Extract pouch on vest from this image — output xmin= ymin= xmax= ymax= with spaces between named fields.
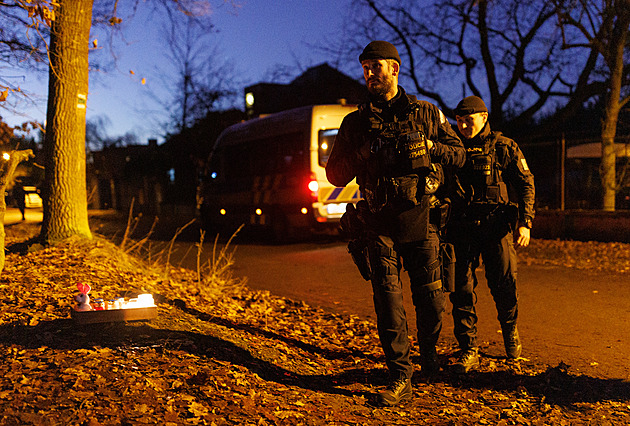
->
xmin=390 ymin=196 xmax=430 ymax=243
xmin=485 ymin=181 xmax=509 ymax=204
xmin=470 ymin=151 xmax=493 ymax=186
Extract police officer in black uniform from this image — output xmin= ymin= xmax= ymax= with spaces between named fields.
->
xmin=447 ymin=96 xmax=535 ymax=374
xmin=326 ymin=41 xmax=465 ymax=406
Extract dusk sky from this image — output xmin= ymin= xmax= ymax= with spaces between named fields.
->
xmin=4 ymin=0 xmax=357 ymax=143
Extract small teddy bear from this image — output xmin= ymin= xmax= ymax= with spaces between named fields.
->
xmin=74 ymin=282 xmax=94 ymax=311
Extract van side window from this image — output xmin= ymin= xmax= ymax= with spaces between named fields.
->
xmin=318 ymin=129 xmax=338 ymax=167
xmin=220 ymin=131 xmax=307 ymax=192
xmin=277 ymin=131 xmax=307 ymax=173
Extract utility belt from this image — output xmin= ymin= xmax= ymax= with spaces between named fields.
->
xmin=363 ymin=175 xmax=421 ymax=214
xmin=364 ymin=164 xmax=443 ymax=215
xmin=463 ymin=202 xmax=518 ymax=227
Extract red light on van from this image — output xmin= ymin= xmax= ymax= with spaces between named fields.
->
xmin=308 ymin=180 xmax=319 ymax=198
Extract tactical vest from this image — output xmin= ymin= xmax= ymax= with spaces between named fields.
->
xmin=358 ymin=101 xmax=436 ymax=214
xmin=465 ymin=137 xmax=509 ymax=206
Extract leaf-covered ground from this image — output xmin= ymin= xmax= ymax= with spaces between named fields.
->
xmin=0 ymin=217 xmax=628 ymax=425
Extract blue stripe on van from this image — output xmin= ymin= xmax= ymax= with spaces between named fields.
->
xmin=327 ymin=187 xmax=343 ymax=201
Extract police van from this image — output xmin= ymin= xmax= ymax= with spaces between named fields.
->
xmin=197 ymin=103 xmax=360 ymax=240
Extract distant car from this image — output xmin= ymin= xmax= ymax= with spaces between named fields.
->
xmin=22 ymin=186 xmax=42 ymax=208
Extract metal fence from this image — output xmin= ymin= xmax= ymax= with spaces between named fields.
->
xmin=520 ymin=135 xmax=630 ymax=211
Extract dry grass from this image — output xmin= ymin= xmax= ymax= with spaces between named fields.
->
xmin=195 ymin=224 xmax=247 ymax=297
xmin=88 ymin=208 xmax=247 ymax=305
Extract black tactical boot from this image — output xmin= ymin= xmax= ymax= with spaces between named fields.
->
xmin=502 ymin=324 xmax=522 ymax=359
xmin=376 ymin=376 xmax=412 ymax=406
xmin=419 ymin=347 xmax=440 ymax=378
xmin=452 ymin=348 xmax=480 ymax=374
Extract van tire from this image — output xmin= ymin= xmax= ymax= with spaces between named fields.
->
xmin=270 ymin=213 xmax=291 ymax=244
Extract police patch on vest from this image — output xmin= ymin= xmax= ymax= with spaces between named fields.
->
xmin=521 ymin=158 xmax=529 ymax=171
xmin=406 ymin=142 xmax=426 ymax=159
xmin=399 ymin=131 xmax=430 ymax=170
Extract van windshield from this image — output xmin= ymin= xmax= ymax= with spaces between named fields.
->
xmin=318 ymin=129 xmax=338 ymax=167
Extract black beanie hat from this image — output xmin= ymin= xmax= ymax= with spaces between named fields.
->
xmin=359 ymin=40 xmax=401 ymax=64
xmin=454 ymin=96 xmax=488 ymax=116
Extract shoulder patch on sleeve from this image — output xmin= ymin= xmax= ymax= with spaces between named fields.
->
xmin=521 ymin=158 xmax=529 ymax=171
xmin=438 ymin=109 xmax=446 ymax=124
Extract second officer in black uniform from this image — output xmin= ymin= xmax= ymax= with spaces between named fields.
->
xmin=448 ymin=96 xmax=535 ymax=373
xmin=326 ymin=41 xmax=465 ymax=406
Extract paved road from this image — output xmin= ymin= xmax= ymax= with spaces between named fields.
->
xmin=194 ymin=239 xmax=630 ymax=381
xmin=3 ymin=207 xmax=43 ymax=226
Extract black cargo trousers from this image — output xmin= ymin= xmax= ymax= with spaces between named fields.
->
xmin=367 ymin=224 xmax=445 ymax=380
xmin=447 ymin=213 xmax=519 ymax=351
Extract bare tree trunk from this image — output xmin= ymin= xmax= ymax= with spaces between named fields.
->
xmin=601 ymin=132 xmax=617 ymax=211
xmin=41 ymin=0 xmax=94 ymax=244
xmin=601 ymin=90 xmax=621 ymax=211
xmin=0 ymin=150 xmax=34 ymax=274
xmin=599 ymin=0 xmax=629 ymax=212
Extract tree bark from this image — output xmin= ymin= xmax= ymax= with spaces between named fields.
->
xmin=600 ymin=0 xmax=630 ymax=211
xmin=601 ymin=82 xmax=621 ymax=211
xmin=601 ymin=132 xmax=617 ymax=211
xmin=41 ymin=0 xmax=94 ymax=244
